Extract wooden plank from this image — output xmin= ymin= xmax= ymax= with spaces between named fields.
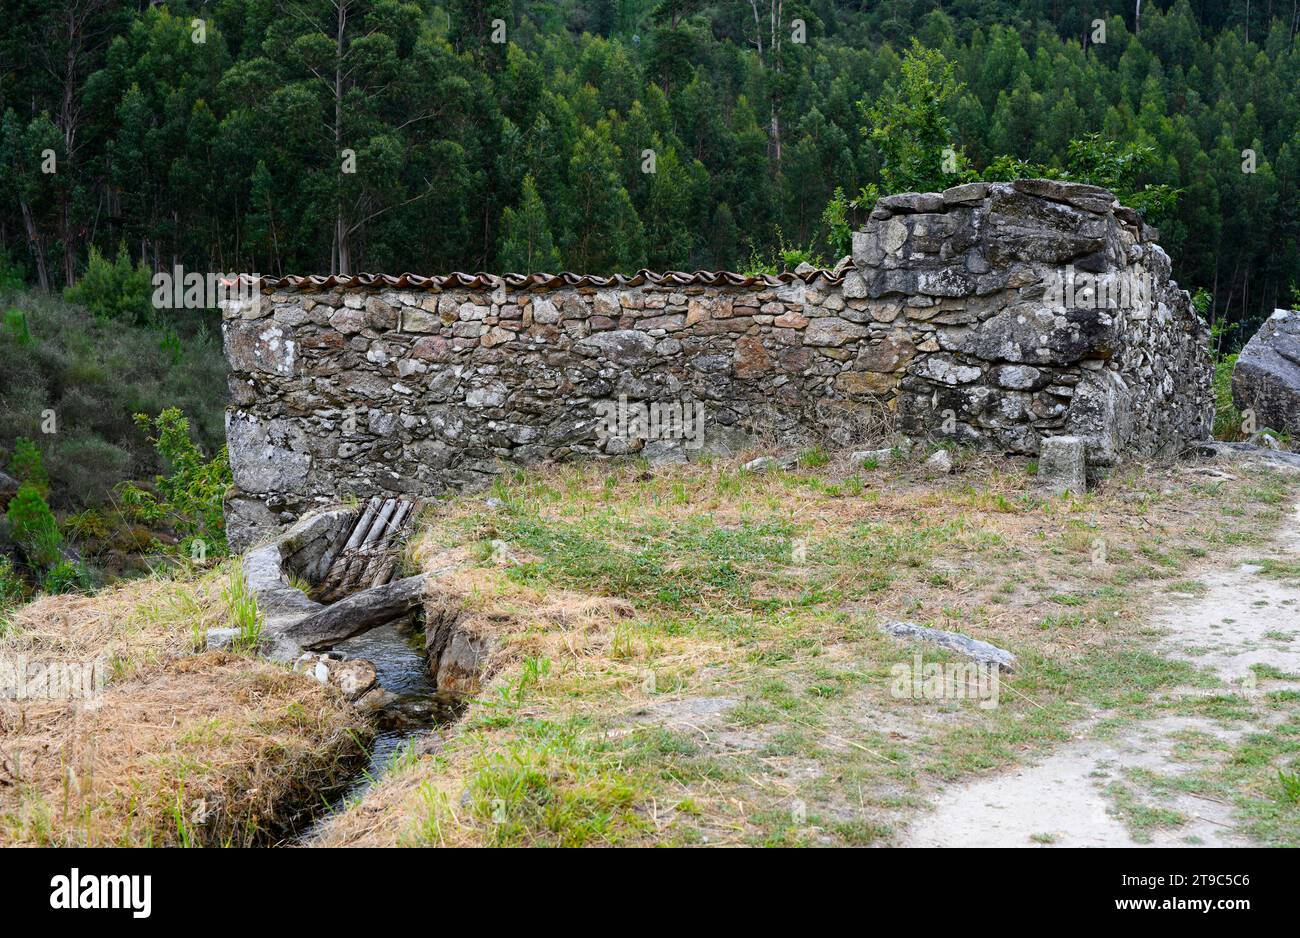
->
xmin=315 ymin=498 xmax=380 ymax=601
xmin=366 ymin=500 xmax=415 ymax=589
xmin=316 ymin=496 xmax=421 ymax=603
xmin=337 ymin=497 xmax=399 ymax=594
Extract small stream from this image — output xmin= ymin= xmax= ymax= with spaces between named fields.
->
xmin=293 ymin=616 xmax=463 ymax=844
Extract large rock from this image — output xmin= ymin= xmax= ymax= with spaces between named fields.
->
xmin=0 ymin=471 xmax=17 ymax=511
xmin=287 ymin=574 xmax=430 ymax=650
xmin=226 ymin=411 xmax=313 ymax=495
xmin=1232 ymin=309 xmax=1300 ymax=434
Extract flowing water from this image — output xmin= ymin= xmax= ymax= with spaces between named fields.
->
xmin=292 ymin=616 xmax=463 ymax=843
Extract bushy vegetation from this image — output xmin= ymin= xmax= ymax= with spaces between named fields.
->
xmin=3 ymin=443 xmax=92 ymax=594
xmin=0 ymin=285 xmax=228 ymax=596
xmin=0 ymin=554 xmax=27 ymax=614
xmin=1212 ymin=352 xmax=1244 ymax=441
xmin=120 ymin=408 xmax=233 ymax=555
xmin=0 ymin=290 xmax=226 ymax=509
xmin=62 ymin=244 xmax=154 ymax=325
xmin=8 ymin=438 xmax=49 ymax=496
xmin=6 ymin=484 xmax=62 ymax=570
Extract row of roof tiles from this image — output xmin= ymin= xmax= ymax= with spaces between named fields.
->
xmin=242 ymin=267 xmax=847 ymax=292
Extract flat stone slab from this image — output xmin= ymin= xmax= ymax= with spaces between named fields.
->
xmin=878 ymin=620 xmax=1017 ymax=672
xmin=287 ymin=574 xmax=430 ymax=650
xmin=1202 ymin=442 xmax=1300 ymax=471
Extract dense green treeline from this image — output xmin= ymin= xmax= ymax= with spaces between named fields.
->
xmin=1 ymin=0 xmax=1298 ymax=343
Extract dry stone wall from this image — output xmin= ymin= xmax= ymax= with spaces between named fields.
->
xmin=223 ymin=180 xmax=1213 ymax=550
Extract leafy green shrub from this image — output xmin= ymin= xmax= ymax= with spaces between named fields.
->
xmin=1212 ymin=352 xmax=1244 ymax=441
xmin=1062 ymin=133 xmax=1179 ymax=221
xmin=9 ymin=437 xmax=49 ymax=496
xmin=3 ymin=307 xmax=30 ymax=345
xmin=0 ymin=555 xmax=25 ymax=607
xmin=41 ymin=560 xmax=89 ymax=595
xmin=862 ymin=41 xmax=973 ymax=195
xmin=6 ymin=482 xmax=62 ymax=569
xmin=971 ymin=134 xmax=1179 ymax=222
xmin=63 ymin=243 xmax=153 ymax=326
xmin=122 ymin=408 xmax=232 ymax=552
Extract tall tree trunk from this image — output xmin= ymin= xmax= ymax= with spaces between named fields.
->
xmin=19 ymin=197 xmax=51 ymax=293
xmin=334 ymin=0 xmax=350 ymax=275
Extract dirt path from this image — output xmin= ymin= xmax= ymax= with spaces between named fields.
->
xmin=903 ymin=500 xmax=1300 ymax=848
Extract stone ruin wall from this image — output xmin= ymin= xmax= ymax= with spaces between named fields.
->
xmin=222 ymin=179 xmax=1214 ymax=550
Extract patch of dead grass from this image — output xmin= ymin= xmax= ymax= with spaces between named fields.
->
xmin=0 ymin=567 xmax=369 ymax=846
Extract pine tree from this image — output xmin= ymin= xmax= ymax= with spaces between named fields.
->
xmin=499 ymin=176 xmax=562 ymax=273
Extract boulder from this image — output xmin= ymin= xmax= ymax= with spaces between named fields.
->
xmin=292 ymin=653 xmax=379 ymax=701
xmin=743 ymin=454 xmax=797 ymax=473
xmin=1232 ymin=309 xmax=1300 ymax=434
xmin=330 ymin=658 xmax=379 ymax=700
xmin=433 ymin=630 xmax=492 ymax=695
xmin=205 ymin=627 xmax=241 ymax=651
xmin=0 ymin=471 xmax=17 ymax=511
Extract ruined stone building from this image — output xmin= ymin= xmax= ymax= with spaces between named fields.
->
xmin=222 ymin=180 xmax=1213 ymax=548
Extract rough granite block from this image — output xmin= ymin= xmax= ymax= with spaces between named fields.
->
xmin=1038 ymin=435 xmax=1087 ymax=496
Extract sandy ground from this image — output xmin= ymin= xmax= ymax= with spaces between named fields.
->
xmin=904 ymin=501 xmax=1300 ymax=848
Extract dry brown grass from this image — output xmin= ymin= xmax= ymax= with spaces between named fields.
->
xmin=0 ymin=566 xmax=369 ymax=846
xmin=1 ymin=571 xmax=225 ymax=670
xmin=423 ymin=566 xmax=637 ymax=676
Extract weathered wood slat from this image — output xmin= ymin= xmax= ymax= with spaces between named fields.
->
xmin=316 ymin=496 xmax=420 ymax=603
xmin=316 ymin=497 xmax=382 ymax=601
xmin=336 ymin=497 xmax=399 ymax=595
xmin=366 ymin=500 xmax=415 ymax=589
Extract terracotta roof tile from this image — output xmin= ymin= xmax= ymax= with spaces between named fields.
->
xmin=245 ymin=268 xmax=846 ymax=292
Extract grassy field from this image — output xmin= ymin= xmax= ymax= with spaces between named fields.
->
xmin=313 ymin=449 xmax=1300 ymax=847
